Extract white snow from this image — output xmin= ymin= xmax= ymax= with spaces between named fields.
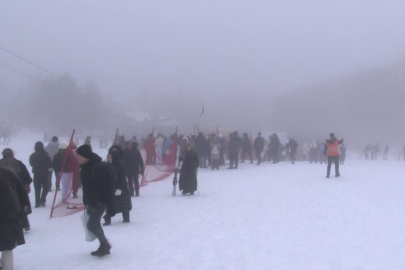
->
xmin=3 ymin=131 xmax=405 ymax=270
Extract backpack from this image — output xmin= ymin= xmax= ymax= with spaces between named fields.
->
xmin=95 ymin=162 xmax=118 ymax=193
xmin=212 ymin=146 xmax=219 ymax=155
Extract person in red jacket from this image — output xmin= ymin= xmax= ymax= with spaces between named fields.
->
xmin=324 ymin=133 xmax=344 ymax=178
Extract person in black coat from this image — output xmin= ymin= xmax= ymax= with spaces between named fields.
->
xmin=123 ymin=141 xmax=144 ymax=197
xmin=29 ymin=142 xmax=52 ymax=208
xmin=0 ymin=166 xmax=30 ymax=270
xmin=76 ymin=144 xmax=115 ymax=257
xmin=241 ymin=133 xmax=253 ymax=164
xmin=253 ymin=132 xmax=265 ymax=165
xmin=179 ymin=143 xmax=199 ymax=195
xmin=269 ymin=133 xmax=280 ymax=163
xmin=103 ymin=146 xmax=132 ymax=225
xmin=0 ymin=148 xmax=32 ymax=231
xmin=228 ymin=132 xmax=242 ymax=169
xmin=285 ymin=138 xmax=299 ymax=164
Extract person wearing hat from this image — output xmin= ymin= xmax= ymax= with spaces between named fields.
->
xmin=45 ymin=136 xmax=59 ymax=191
xmin=29 ymin=142 xmax=52 ymax=208
xmin=75 ymin=144 xmax=115 ymax=257
xmin=324 ymin=133 xmax=344 ymax=178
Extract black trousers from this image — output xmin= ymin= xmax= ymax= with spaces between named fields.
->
xmin=104 ymin=211 xmax=130 ymax=223
xmin=229 ymin=153 xmax=239 ymax=168
xmin=327 ymin=156 xmax=340 ymax=176
xmin=87 ymin=204 xmax=108 ymax=245
xmin=34 ymin=175 xmax=48 ymax=205
xmin=127 ymin=173 xmax=139 ymax=195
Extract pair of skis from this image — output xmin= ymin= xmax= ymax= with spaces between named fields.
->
xmin=172 ymin=145 xmax=182 ymax=196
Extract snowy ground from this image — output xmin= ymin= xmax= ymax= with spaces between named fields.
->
xmin=3 ymin=131 xmax=405 ymax=270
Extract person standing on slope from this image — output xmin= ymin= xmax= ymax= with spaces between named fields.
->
xmin=123 ymin=141 xmax=144 ymax=197
xmin=228 ymin=132 xmax=242 ymax=169
xmin=179 ymin=142 xmax=199 ymax=195
xmin=253 ymin=132 xmax=265 ymax=165
xmin=324 ymin=133 xmax=344 ymax=178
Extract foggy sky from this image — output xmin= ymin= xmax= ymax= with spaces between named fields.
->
xmin=1 ymin=0 xmax=405 ymax=100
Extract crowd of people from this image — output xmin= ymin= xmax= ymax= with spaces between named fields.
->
xmin=0 ymin=130 xmax=347 ymax=268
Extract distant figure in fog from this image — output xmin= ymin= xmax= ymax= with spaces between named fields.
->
xmin=339 ymin=144 xmax=346 ymax=165
xmin=324 ymin=133 xmax=344 ymax=178
xmin=29 ymin=142 xmax=52 ymax=208
xmin=383 ymin=143 xmax=389 ymax=160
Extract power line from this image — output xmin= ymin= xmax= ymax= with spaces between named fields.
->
xmin=0 ymin=46 xmax=148 ymax=120
xmin=0 ymin=46 xmax=61 ymax=78
xmin=0 ymin=62 xmax=44 ymax=83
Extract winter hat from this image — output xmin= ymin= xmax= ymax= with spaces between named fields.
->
xmin=1 ymin=148 xmax=14 ymax=158
xmin=59 ymin=142 xmax=68 ymax=150
xmin=35 ymin=141 xmax=45 ymax=151
xmin=330 ymin=133 xmax=335 ymax=138
xmin=76 ymin=144 xmax=92 ymax=159
xmin=51 ymin=136 xmax=59 ymax=142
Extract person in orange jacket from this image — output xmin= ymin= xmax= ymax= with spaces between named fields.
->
xmin=324 ymin=133 xmax=344 ymax=178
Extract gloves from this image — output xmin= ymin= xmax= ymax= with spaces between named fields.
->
xmin=107 ymin=204 xmax=116 ymax=217
xmin=115 ymin=189 xmax=122 ymax=196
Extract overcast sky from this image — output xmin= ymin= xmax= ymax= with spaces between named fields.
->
xmin=1 ymin=0 xmax=405 ymax=99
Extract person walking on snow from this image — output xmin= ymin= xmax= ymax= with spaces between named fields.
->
xmin=75 ymin=144 xmax=115 ymax=257
xmin=324 ymin=133 xmax=344 ymax=178
xmin=29 ymin=142 xmax=52 ymax=208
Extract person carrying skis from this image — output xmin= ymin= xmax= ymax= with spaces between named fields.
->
xmin=324 ymin=133 xmax=344 ymax=178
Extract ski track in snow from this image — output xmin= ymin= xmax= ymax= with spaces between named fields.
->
xmin=3 ymin=132 xmax=405 ymax=270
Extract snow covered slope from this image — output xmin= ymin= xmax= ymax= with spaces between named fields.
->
xmin=3 ymin=132 xmax=405 ymax=270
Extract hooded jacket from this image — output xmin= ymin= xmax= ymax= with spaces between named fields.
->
xmin=80 ymin=153 xmax=115 ymax=209
xmin=29 ymin=142 xmax=52 ymax=177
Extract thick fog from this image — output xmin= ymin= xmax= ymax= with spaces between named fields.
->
xmin=1 ymin=0 xmax=405 ymax=143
